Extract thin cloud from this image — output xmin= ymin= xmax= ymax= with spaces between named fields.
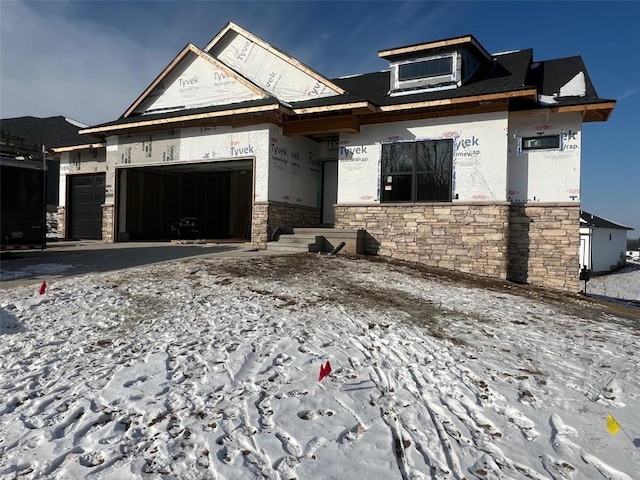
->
xmin=0 ymin=2 xmax=170 ymax=125
xmin=617 ymin=88 xmax=638 ymax=101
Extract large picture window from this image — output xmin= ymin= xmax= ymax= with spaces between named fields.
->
xmin=381 ymin=139 xmax=453 ymax=202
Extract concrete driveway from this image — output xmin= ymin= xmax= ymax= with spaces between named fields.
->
xmin=0 ymin=240 xmax=274 ymax=288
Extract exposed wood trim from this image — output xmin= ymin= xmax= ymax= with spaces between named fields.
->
xmin=196 ymin=50 xmax=268 ymax=98
xmin=123 ymin=44 xmax=195 ymax=119
xmin=283 ymin=116 xmax=360 ymax=136
xmin=510 ymin=101 xmax=616 ymax=122
xmin=378 ymin=89 xmax=537 ymax=112
xmin=204 ymin=22 xmax=345 ymax=95
xmin=203 ymin=22 xmax=235 ymax=53
xmin=80 ymin=104 xmax=289 ymax=135
xmin=291 ymin=102 xmax=378 ymax=115
xmin=123 ymin=44 xmax=268 ymax=119
xmin=379 ymin=35 xmax=492 ymax=61
xmin=51 ymin=143 xmax=106 ymax=153
xmin=361 ymin=102 xmax=508 ymax=126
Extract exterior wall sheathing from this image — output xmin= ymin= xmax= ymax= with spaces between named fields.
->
xmin=335 ymin=203 xmax=510 ymax=280
xmin=251 ymin=201 xmax=321 ymax=249
xmin=508 ymin=204 xmax=580 ymax=292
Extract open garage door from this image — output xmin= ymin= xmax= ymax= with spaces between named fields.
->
xmin=68 ymin=173 xmax=106 ymax=240
xmin=117 ymin=160 xmax=252 ymax=242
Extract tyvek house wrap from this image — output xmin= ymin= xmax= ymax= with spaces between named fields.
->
xmin=214 ymin=31 xmax=340 ymax=103
xmin=134 ymin=54 xmax=264 ymax=116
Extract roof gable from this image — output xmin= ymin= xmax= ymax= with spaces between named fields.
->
xmin=205 ymin=22 xmax=344 ymax=103
xmin=124 ymin=44 xmax=267 ymax=118
xmin=581 ymin=211 xmax=633 ymax=230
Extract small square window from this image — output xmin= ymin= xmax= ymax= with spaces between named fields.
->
xmin=522 ymin=135 xmax=560 ymax=150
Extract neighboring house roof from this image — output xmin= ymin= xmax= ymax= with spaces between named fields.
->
xmin=78 ymin=23 xmax=616 ymax=137
xmin=1 ymin=116 xmax=102 ymax=149
xmin=580 ymin=211 xmax=634 ymax=230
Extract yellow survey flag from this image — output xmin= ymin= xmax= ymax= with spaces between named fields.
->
xmin=606 ymin=414 xmax=621 ymax=435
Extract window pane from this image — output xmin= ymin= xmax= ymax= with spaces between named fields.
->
xmin=398 ymin=57 xmax=453 ymax=81
xmin=417 ymin=139 xmax=453 ymax=172
xmin=382 ymin=143 xmax=414 ymax=173
xmin=382 ymin=174 xmax=412 ymax=202
xmin=417 ymin=173 xmax=451 ymax=201
xmin=522 ymin=135 xmax=560 ymax=150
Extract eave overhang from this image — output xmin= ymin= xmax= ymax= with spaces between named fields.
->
xmin=511 ymin=100 xmax=616 ymax=122
xmin=79 ymin=104 xmax=291 ymax=136
xmin=51 ymin=142 xmax=106 ymax=153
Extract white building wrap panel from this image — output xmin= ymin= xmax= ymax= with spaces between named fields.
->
xmin=268 ymin=126 xmax=321 ymax=207
xmin=507 ymin=112 xmax=582 ymax=203
xmin=134 ymin=54 xmax=263 ymax=115
xmin=215 ymin=32 xmax=339 ymax=102
xmin=337 ymin=112 xmax=509 ymax=203
xmin=179 ymin=126 xmax=270 ymax=202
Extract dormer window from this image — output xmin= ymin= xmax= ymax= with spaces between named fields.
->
xmin=391 ymin=54 xmax=457 ymax=94
xmin=379 ymin=35 xmax=491 ymax=97
xmin=398 ymin=56 xmax=454 ymax=81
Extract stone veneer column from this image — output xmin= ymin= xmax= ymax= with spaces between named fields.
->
xmin=101 ymin=204 xmax=115 ymax=243
xmin=335 ymin=203 xmax=510 ymax=280
xmin=56 ymin=206 xmax=66 ymax=239
xmin=508 ymin=204 xmax=580 ymax=292
xmin=251 ymin=201 xmax=322 ymax=250
xmin=251 ymin=203 xmax=269 ymax=250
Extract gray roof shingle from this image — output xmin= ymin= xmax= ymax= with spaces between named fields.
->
xmin=1 ymin=116 xmax=102 ymax=148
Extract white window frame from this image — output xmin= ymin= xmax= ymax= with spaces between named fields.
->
xmin=390 ymin=52 xmax=458 ymax=92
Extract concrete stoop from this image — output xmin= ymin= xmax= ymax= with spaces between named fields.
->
xmin=266 ymin=228 xmax=365 ymax=254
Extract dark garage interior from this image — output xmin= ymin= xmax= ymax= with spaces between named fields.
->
xmin=117 ymin=160 xmax=253 ymax=241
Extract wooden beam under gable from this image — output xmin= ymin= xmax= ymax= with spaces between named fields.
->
xmin=283 ymin=116 xmax=360 ymax=136
xmin=378 ymin=89 xmax=538 ymax=112
xmin=80 ymin=104 xmax=290 ymax=135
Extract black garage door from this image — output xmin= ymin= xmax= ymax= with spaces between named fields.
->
xmin=69 ymin=173 xmax=105 ymax=239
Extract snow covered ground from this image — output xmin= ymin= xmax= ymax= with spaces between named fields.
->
xmin=1 ymin=254 xmax=639 ymax=479
xmin=585 ymin=262 xmax=640 ymax=302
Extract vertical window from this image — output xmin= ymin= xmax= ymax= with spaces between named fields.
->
xmin=381 ymin=139 xmax=453 ymax=202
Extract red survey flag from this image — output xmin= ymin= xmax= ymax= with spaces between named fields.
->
xmin=318 ymin=360 xmax=332 ymax=381
xmin=38 ymin=280 xmax=47 ymax=295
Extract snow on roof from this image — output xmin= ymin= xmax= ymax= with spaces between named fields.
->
xmin=492 ymin=49 xmax=522 ymax=56
xmin=559 ymin=71 xmax=586 ymax=97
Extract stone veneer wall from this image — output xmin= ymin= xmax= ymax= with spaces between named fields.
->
xmin=335 ymin=203 xmax=510 ymax=280
xmin=508 ymin=204 xmax=580 ymax=292
xmin=251 ymin=201 xmax=321 ymax=249
xmin=57 ymin=206 xmax=66 ymax=239
xmin=102 ymin=204 xmax=115 ymax=243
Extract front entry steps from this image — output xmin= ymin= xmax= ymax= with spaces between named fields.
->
xmin=266 ymin=228 xmax=364 ymax=254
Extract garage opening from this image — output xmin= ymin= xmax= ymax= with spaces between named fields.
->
xmin=68 ymin=173 xmax=106 ymax=240
xmin=117 ymin=160 xmax=253 ymax=242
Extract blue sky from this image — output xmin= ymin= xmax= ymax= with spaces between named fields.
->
xmin=1 ymin=1 xmax=638 ymax=233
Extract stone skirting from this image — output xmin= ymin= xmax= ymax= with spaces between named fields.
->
xmin=508 ymin=204 xmax=580 ymax=292
xmin=335 ymin=203 xmax=510 ymax=280
xmin=251 ymin=201 xmax=321 ymax=249
xmin=102 ymin=204 xmax=115 ymax=243
xmin=57 ymin=206 xmax=66 ymax=239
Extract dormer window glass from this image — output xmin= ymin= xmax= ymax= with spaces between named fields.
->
xmin=398 ymin=56 xmax=453 ymax=81
xmin=391 ymin=52 xmax=457 ymax=94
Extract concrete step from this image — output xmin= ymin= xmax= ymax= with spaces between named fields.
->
xmin=266 ymin=242 xmax=310 ymax=253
